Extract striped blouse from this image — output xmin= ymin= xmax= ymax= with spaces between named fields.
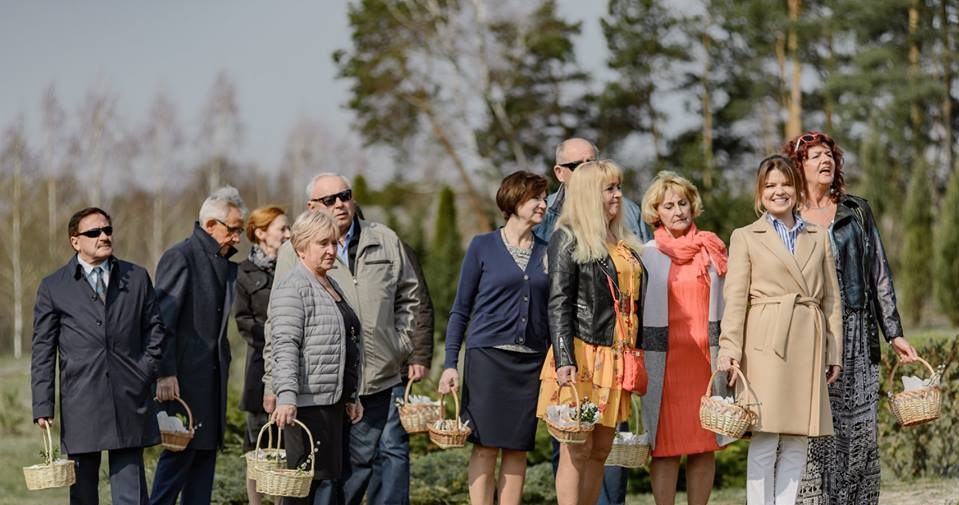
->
xmin=767 ymin=212 xmax=806 ymax=255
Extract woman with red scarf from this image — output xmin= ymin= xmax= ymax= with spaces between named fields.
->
xmin=639 ymin=171 xmax=731 ymax=505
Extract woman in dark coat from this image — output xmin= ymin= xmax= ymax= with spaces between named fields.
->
xmin=234 ymin=205 xmax=290 ymax=505
xmin=784 ymin=131 xmax=919 ymax=505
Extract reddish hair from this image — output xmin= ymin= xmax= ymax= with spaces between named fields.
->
xmin=782 ymin=131 xmax=846 ymax=202
xmin=245 ymin=206 xmax=286 ymax=243
xmin=496 ymin=171 xmax=549 ymax=220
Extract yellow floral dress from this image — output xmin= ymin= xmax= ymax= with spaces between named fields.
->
xmin=537 ymin=241 xmax=642 ymax=428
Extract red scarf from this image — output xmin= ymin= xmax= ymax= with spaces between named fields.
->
xmin=654 ymin=223 xmax=728 ymax=278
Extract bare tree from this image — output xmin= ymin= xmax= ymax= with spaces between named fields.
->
xmin=1 ymin=123 xmax=28 ymax=358
xmin=40 ymin=85 xmax=68 ymax=254
xmin=198 ymin=71 xmax=243 ymax=191
xmin=74 ymin=84 xmax=120 ymax=206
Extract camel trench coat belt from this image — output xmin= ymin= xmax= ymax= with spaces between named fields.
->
xmin=751 ymin=294 xmax=822 ymax=358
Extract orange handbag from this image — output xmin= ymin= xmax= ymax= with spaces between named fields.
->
xmin=606 ymin=275 xmax=648 ymax=396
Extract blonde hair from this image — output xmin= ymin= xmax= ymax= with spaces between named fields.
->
xmin=290 ymin=211 xmax=339 ymax=253
xmin=555 ymin=160 xmax=643 ymax=263
xmin=754 ymin=155 xmax=806 ymax=215
xmin=640 ymin=171 xmax=704 ymax=227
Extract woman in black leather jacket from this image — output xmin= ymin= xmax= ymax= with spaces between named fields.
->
xmin=784 ymin=131 xmax=918 ymax=505
xmin=536 ymin=160 xmax=645 ymax=505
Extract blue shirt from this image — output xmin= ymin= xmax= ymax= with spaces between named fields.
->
xmin=444 ymin=231 xmax=550 ymax=369
xmin=338 ymin=219 xmax=357 ymax=265
xmin=767 ymin=213 xmax=806 ymax=254
xmin=76 ymin=256 xmax=111 ymax=291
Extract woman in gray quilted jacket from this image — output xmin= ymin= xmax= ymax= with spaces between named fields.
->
xmin=270 ymin=210 xmax=363 ymax=505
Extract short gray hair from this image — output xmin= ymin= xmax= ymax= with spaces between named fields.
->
xmin=554 ymin=138 xmax=599 ymax=165
xmin=305 ymin=173 xmax=352 ymax=199
xmin=198 ymin=186 xmax=248 ymax=223
xmin=290 ymin=210 xmax=339 ymax=253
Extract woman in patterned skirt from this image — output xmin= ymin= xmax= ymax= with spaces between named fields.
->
xmin=784 ymin=131 xmax=919 ymax=505
xmin=537 ymin=160 xmax=645 ymax=505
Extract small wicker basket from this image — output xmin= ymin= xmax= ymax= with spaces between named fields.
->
xmin=157 ymin=396 xmax=195 ymax=452
xmin=887 ymin=357 xmax=942 ymax=427
xmin=428 ymin=388 xmax=472 ymax=449
xmin=22 ymin=424 xmax=76 ymax=491
xmin=699 ymin=367 xmax=757 ymax=439
xmin=605 ymin=400 xmax=649 ymax=468
xmin=245 ymin=423 xmax=285 ymax=481
xmin=398 ymin=379 xmax=442 ymax=434
xmin=255 ymin=419 xmax=314 ymax=498
xmin=546 ymin=383 xmax=594 ymax=445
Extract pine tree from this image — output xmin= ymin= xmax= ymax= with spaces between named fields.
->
xmin=935 ymin=166 xmax=959 ymax=325
xmin=425 ymin=186 xmax=464 ymax=345
xmin=899 ymin=160 xmax=933 ymax=325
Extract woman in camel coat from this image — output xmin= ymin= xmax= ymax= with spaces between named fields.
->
xmin=717 ymin=155 xmax=842 ymax=505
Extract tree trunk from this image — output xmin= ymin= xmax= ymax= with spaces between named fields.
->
xmin=909 ymin=0 xmax=922 ymax=158
xmin=11 ymin=138 xmax=23 ymax=359
xmin=786 ymin=0 xmax=802 ymax=138
xmin=150 ymin=193 xmax=164 ymax=274
xmin=943 ymin=0 xmax=955 ymax=174
xmin=702 ymin=31 xmax=714 ymax=190
xmin=47 ymin=177 xmax=57 ymax=257
xmin=824 ymin=28 xmax=835 ymax=131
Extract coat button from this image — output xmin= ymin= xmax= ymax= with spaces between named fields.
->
xmin=523 ymin=296 xmax=528 ymax=302
xmin=96 ymin=320 xmax=103 ymax=326
xmin=523 ymin=275 xmax=529 ymax=280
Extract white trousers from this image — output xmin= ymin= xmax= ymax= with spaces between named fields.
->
xmin=747 ymin=432 xmax=809 ymax=505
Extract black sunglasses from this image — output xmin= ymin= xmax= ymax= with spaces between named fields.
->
xmin=557 ymin=160 xmax=592 ymax=171
xmin=215 ymin=219 xmax=244 ymax=236
xmin=310 ymin=189 xmax=353 ymax=207
xmin=76 ymin=226 xmax=113 ymax=238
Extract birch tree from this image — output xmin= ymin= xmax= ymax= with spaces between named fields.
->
xmin=198 ymin=71 xmax=243 ymax=191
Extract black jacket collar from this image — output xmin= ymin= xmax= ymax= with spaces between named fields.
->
xmin=192 ymin=222 xmax=237 ymax=259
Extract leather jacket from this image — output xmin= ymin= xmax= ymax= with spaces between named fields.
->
xmin=831 ymin=195 xmax=904 ymax=363
xmin=547 ymin=228 xmax=645 ymax=369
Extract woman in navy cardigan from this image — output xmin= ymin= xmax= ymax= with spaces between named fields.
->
xmin=439 ymin=171 xmax=551 ymax=505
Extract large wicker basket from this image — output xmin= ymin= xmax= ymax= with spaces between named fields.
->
xmin=22 ymin=424 xmax=75 ymax=491
xmin=605 ymin=399 xmax=649 ymax=468
xmin=398 ymin=379 xmax=442 ymax=434
xmin=157 ymin=396 xmax=195 ymax=452
xmin=255 ymin=419 xmax=314 ymax=498
xmin=546 ymin=383 xmax=594 ymax=445
xmin=887 ymin=357 xmax=942 ymax=427
xmin=427 ymin=389 xmax=472 ymax=449
xmin=699 ymin=367 xmax=757 ymax=439
xmin=245 ymin=423 xmax=285 ymax=481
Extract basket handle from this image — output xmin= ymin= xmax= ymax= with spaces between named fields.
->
xmin=558 ymin=382 xmax=582 ymax=429
xmin=437 ymin=387 xmax=463 ymax=429
xmin=705 ymin=367 xmax=751 ymax=406
xmin=262 ymin=419 xmax=315 ymax=474
xmin=40 ymin=422 xmax=54 ymax=465
xmin=253 ymin=420 xmax=283 ymax=453
xmin=886 ymin=356 xmax=937 ymax=396
xmin=155 ymin=395 xmax=195 ymax=432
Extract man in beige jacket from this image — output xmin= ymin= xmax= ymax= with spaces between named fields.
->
xmin=264 ymin=173 xmax=427 ymax=505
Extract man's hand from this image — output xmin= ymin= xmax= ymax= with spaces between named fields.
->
xmin=408 ymin=364 xmax=428 ymax=382
xmin=263 ymin=393 xmax=277 ymax=414
xmin=272 ymin=404 xmax=297 ymax=428
xmin=346 ymin=400 xmax=364 ymax=424
xmin=556 ymin=365 xmax=577 ymax=386
xmin=438 ymin=368 xmax=459 ymax=394
xmin=156 ymin=376 xmax=180 ymax=402
xmin=891 ymin=337 xmax=919 ymax=363
xmin=827 ymin=365 xmax=842 ymax=385
xmin=36 ymin=418 xmax=53 ymax=429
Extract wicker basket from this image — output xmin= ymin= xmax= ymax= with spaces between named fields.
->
xmin=255 ymin=419 xmax=314 ymax=498
xmin=398 ymin=379 xmax=442 ymax=434
xmin=157 ymin=396 xmax=195 ymax=452
xmin=427 ymin=388 xmax=472 ymax=449
xmin=245 ymin=423 xmax=285 ymax=481
xmin=22 ymin=424 xmax=76 ymax=491
xmin=699 ymin=367 xmax=757 ymax=439
xmin=887 ymin=357 xmax=942 ymax=427
xmin=545 ymin=383 xmax=594 ymax=445
xmin=605 ymin=400 xmax=650 ymax=468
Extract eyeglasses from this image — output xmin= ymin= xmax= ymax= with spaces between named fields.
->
xmin=557 ymin=159 xmax=593 ymax=171
xmin=215 ymin=219 xmax=244 ymax=236
xmin=310 ymin=189 xmax=353 ymax=207
xmin=794 ymin=132 xmax=824 ymax=151
xmin=76 ymin=226 xmax=113 ymax=238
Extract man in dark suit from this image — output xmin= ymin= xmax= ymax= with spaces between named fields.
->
xmin=32 ymin=207 xmax=165 ymax=505
xmin=149 ymin=186 xmax=246 ymax=505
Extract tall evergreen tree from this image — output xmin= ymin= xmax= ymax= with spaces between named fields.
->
xmin=900 ymin=159 xmax=934 ymax=325
xmin=935 ymin=165 xmax=959 ymax=325
xmin=426 ymin=186 xmax=464 ymax=345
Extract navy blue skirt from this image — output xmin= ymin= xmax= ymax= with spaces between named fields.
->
xmin=461 ymin=347 xmax=545 ymax=451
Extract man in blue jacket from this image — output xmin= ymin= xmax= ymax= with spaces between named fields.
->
xmin=31 ymin=207 xmax=166 ymax=505
xmin=535 ymin=138 xmax=650 ymax=505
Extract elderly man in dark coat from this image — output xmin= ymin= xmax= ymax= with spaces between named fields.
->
xmin=31 ymin=207 xmax=165 ymax=505
xmin=149 ymin=186 xmax=246 ymax=505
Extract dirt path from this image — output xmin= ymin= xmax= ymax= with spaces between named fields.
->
xmin=880 ymin=478 xmax=958 ymax=505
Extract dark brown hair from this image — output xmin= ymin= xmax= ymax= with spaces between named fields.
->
xmin=245 ymin=205 xmax=287 ymax=243
xmin=754 ymin=155 xmax=806 ymax=215
xmin=67 ymin=207 xmax=112 ymax=238
xmin=496 ymin=171 xmax=549 ymax=220
xmin=782 ymin=130 xmax=846 ymax=202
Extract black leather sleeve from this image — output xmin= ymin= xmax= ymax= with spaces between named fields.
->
xmin=548 ymin=228 xmax=578 ymax=370
xmin=862 ymin=201 xmax=905 ymax=341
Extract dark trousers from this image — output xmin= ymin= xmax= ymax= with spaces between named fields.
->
xmin=366 ymin=382 xmax=410 ymax=505
xmin=148 ymin=448 xmax=217 ymax=505
xmin=285 ymin=479 xmax=343 ymax=505
xmin=70 ymin=448 xmax=148 ymax=505
xmin=550 ymin=422 xmax=628 ymax=505
xmin=342 ymin=387 xmax=399 ymax=505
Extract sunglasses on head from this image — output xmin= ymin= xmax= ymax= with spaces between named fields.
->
xmin=76 ymin=226 xmax=113 ymax=238
xmin=557 ymin=159 xmax=592 ymax=171
xmin=311 ymin=189 xmax=353 ymax=207
xmin=794 ymin=132 xmax=824 ymax=151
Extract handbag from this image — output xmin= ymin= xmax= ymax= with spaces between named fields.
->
xmin=606 ymin=274 xmax=648 ymax=396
